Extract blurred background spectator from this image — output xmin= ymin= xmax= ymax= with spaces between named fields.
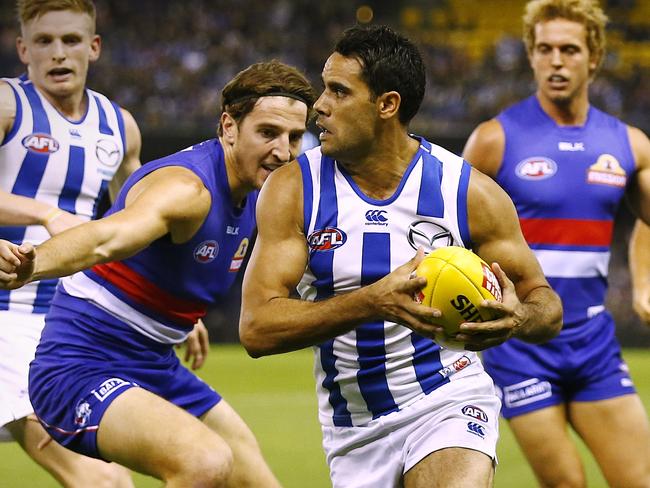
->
xmin=2 ymin=0 xmax=648 ymax=344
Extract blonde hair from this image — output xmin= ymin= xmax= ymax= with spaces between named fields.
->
xmin=17 ymin=0 xmax=96 ymax=31
xmin=523 ymin=0 xmax=608 ymax=71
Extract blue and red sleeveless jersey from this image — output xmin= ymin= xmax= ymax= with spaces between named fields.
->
xmin=57 ymin=139 xmax=257 ymax=343
xmin=496 ymin=96 xmax=635 ymax=328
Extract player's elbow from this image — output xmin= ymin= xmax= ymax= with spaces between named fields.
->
xmin=239 ymin=312 xmax=274 ymax=358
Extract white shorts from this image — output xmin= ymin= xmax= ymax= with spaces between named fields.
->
xmin=0 ymin=310 xmax=46 ymax=438
xmin=322 ymin=372 xmax=500 ymax=488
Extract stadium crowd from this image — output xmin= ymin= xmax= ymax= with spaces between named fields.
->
xmin=1 ymin=0 xmax=649 ymax=137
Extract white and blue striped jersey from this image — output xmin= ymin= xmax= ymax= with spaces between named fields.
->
xmin=297 ymin=137 xmax=486 ymax=427
xmin=0 ymin=75 xmax=125 ymax=313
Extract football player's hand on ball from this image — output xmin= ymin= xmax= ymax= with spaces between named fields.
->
xmin=454 ymin=262 xmax=525 ymax=351
xmin=366 ymin=248 xmax=444 ymax=337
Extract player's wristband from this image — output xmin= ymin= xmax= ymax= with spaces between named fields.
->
xmin=42 ymin=207 xmax=63 ymax=225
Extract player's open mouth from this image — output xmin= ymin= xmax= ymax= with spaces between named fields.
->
xmin=316 ymin=123 xmax=331 ymax=140
xmin=548 ymin=74 xmax=568 ymax=87
xmin=48 ymin=68 xmax=73 ymax=80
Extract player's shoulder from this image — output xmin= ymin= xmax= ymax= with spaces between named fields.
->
xmin=0 ymin=80 xmax=17 ymax=136
xmin=625 ymin=124 xmax=650 ymax=169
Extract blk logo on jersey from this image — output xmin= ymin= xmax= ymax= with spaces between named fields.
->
xmin=515 ymin=157 xmax=557 ymax=180
xmin=194 ymin=240 xmax=219 ymax=263
xmin=587 ymin=153 xmax=626 ymax=187
xmin=407 ymin=221 xmax=453 ymax=251
xmin=365 ymin=209 xmax=388 ymax=226
xmin=96 ymin=139 xmax=122 ymax=167
xmin=308 ymin=227 xmax=347 ymax=251
xmin=462 ymin=405 xmax=489 ymax=422
xmin=22 ymin=133 xmax=59 ymax=154
xmin=558 ymin=141 xmax=584 ymax=151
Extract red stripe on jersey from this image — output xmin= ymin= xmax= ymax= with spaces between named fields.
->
xmin=91 ymin=261 xmax=206 ymax=326
xmin=519 ymin=218 xmax=614 ymax=246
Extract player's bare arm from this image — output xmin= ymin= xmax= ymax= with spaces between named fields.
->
xmin=239 ymin=163 xmax=440 ymax=357
xmin=461 ymin=118 xmax=505 ymax=178
xmin=109 ymin=108 xmax=142 ymax=202
xmin=457 ymin=168 xmax=562 ymax=349
xmin=627 ymin=126 xmax=650 ymax=325
xmin=0 ymin=166 xmax=211 ymax=288
xmin=626 ymin=125 xmax=650 ymax=224
xmin=630 ymin=220 xmax=650 ymax=325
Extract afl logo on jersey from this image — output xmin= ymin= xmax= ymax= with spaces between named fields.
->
xmin=515 ymin=157 xmax=557 ymax=180
xmin=194 ymin=240 xmax=219 ymax=263
xmin=307 ymin=227 xmax=347 ymax=251
xmin=22 ymin=133 xmax=59 ymax=154
xmin=96 ymin=139 xmax=122 ymax=167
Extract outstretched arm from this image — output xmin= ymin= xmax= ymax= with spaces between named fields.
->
xmin=457 ymin=169 xmax=563 ymax=349
xmin=0 ymin=166 xmax=210 ymax=288
xmin=239 ymin=162 xmax=441 ymax=358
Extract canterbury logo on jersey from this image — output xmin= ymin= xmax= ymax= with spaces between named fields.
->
xmin=22 ymin=133 xmax=59 ymax=153
xmin=307 ymin=227 xmax=347 ymax=251
xmin=365 ymin=209 xmax=388 ymax=226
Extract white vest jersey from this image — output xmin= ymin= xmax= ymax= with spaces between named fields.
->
xmin=0 ymin=76 xmax=125 ymax=313
xmin=297 ymin=137 xmax=486 ymax=427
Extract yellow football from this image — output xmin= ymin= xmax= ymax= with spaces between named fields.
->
xmin=415 ymin=246 xmax=503 ymax=350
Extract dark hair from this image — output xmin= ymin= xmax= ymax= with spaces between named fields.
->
xmin=218 ymin=60 xmax=317 ymax=136
xmin=334 ymin=25 xmax=426 ymax=124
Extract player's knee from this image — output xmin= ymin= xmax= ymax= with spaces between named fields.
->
xmin=173 ymin=438 xmax=234 ymax=487
xmin=64 ymin=460 xmax=133 ymax=488
xmin=539 ymin=470 xmax=585 ymax=488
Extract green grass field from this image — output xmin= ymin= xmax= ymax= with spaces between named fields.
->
xmin=2 ymin=346 xmax=649 ymax=487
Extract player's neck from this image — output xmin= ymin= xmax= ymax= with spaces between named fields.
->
xmin=341 ymin=132 xmax=419 ymax=201
xmin=536 ymin=90 xmax=590 ymax=127
xmin=221 ymin=139 xmax=249 ymax=208
xmin=38 ymin=86 xmax=88 ymax=121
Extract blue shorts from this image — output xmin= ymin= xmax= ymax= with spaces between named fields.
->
xmin=482 ymin=311 xmax=635 ymax=419
xmin=28 ymin=293 xmax=221 ymax=459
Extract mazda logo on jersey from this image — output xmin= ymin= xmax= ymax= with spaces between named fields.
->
xmin=96 ymin=139 xmax=122 ymax=167
xmin=515 ymin=157 xmax=557 ymax=180
xmin=307 ymin=227 xmax=347 ymax=251
xmin=407 ymin=221 xmax=454 ymax=251
xmin=22 ymin=133 xmax=59 ymax=154
xmin=194 ymin=240 xmax=219 ymax=263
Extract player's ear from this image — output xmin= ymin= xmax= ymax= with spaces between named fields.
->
xmin=89 ymin=35 xmax=101 ymax=63
xmin=220 ymin=112 xmax=238 ymax=144
xmin=377 ymin=91 xmax=401 ymax=121
xmin=16 ymin=37 xmax=29 ymax=65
